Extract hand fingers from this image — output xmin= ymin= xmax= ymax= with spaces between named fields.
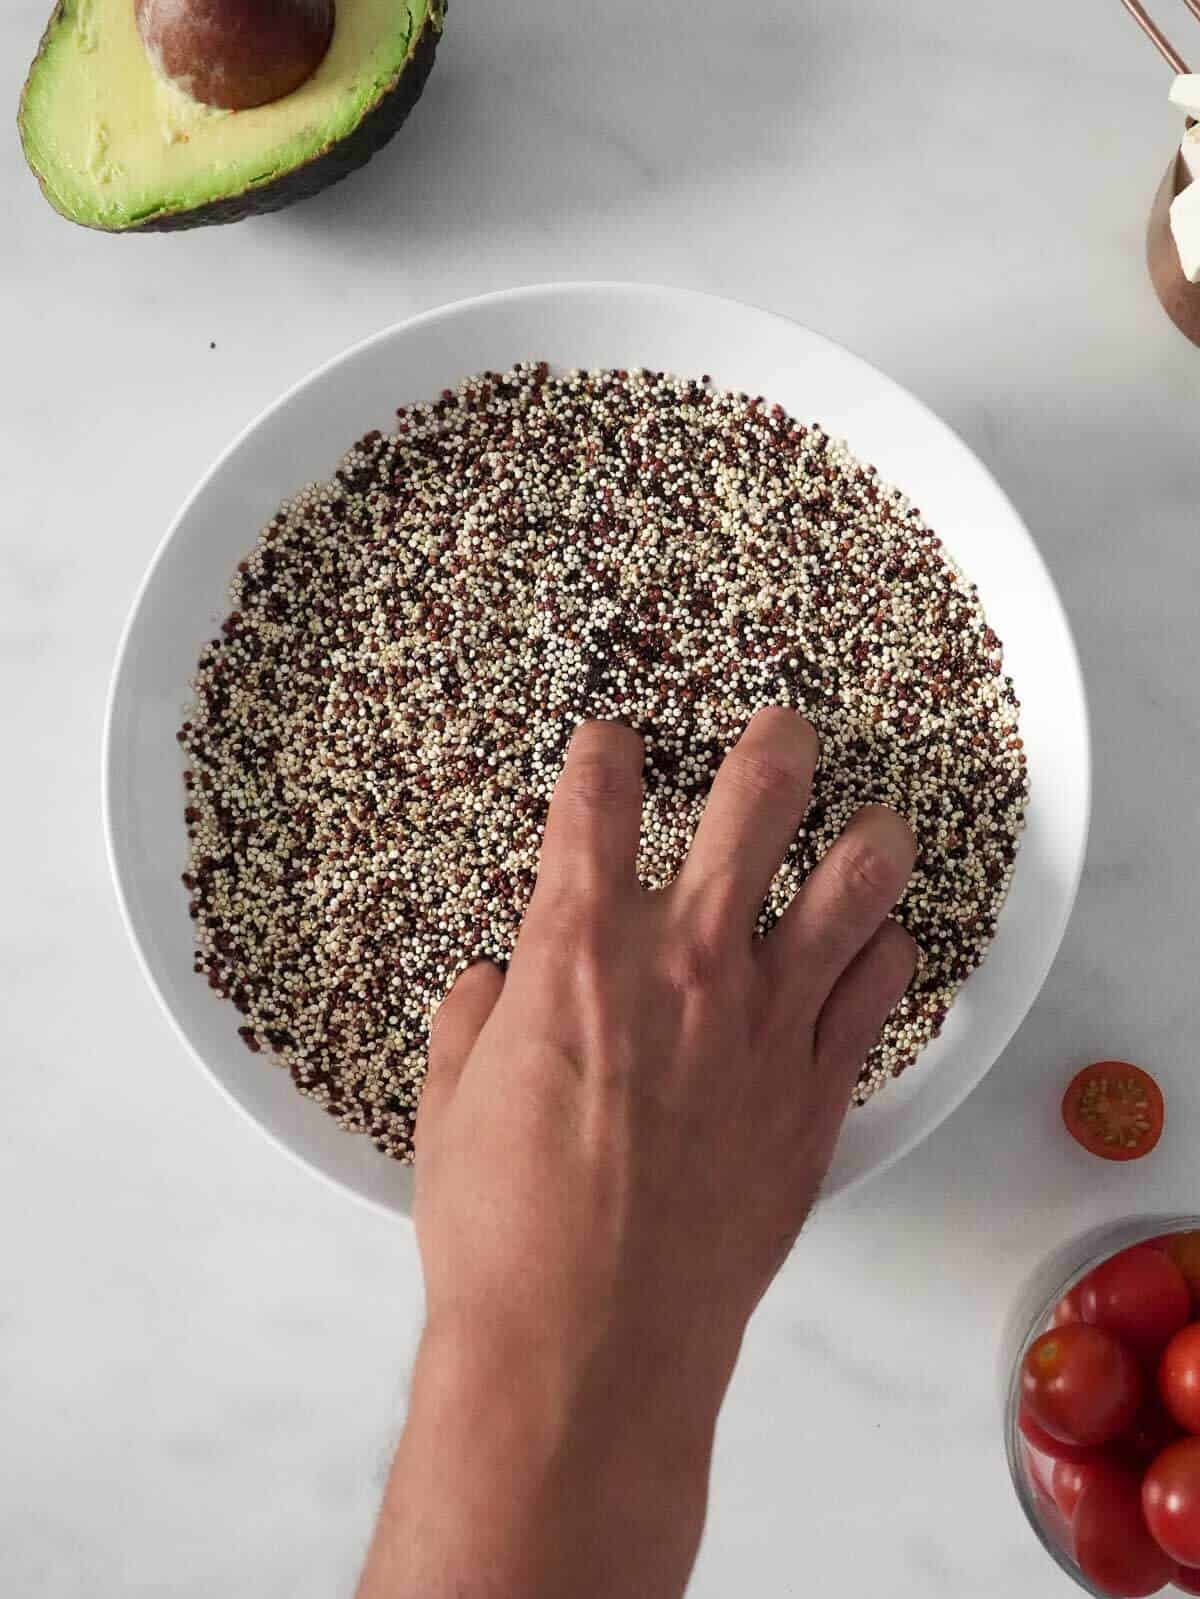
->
xmin=764 ymin=804 xmax=916 ymax=1013
xmin=813 ymin=920 xmax=918 ymax=1087
xmin=670 ymin=707 xmax=819 ymax=937
xmin=532 ymin=720 xmax=645 ymax=903
xmin=416 ymin=961 xmax=505 ymax=1143
xmin=774 ymin=923 xmax=918 ymax=1217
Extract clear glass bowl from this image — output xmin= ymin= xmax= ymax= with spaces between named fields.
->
xmin=1003 ymin=1215 xmax=1200 ymax=1596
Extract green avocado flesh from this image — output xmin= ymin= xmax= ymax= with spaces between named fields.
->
xmin=19 ymin=0 xmax=440 ymax=231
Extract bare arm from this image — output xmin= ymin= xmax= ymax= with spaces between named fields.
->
xmin=358 ymin=707 xmax=916 ymax=1599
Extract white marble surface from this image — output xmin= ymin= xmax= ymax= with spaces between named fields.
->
xmin=3 ymin=1 xmax=1199 ymax=1593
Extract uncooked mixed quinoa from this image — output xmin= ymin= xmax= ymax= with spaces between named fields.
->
xmin=179 ymin=363 xmax=1028 ymax=1161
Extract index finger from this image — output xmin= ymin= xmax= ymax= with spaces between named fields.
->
xmin=533 ymin=720 xmax=646 ymax=901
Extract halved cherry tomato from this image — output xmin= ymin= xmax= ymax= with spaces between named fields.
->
xmin=1052 ymin=1285 xmax=1086 ymax=1328
xmin=1023 ymin=1325 xmax=1143 ymax=1446
xmin=1051 ymin=1454 xmax=1133 ymax=1519
xmin=1062 ymin=1062 xmax=1164 ymax=1161
xmin=1175 ymin=1566 xmax=1200 ymax=1594
xmin=1143 ymin=1438 xmax=1200 ymax=1567
xmin=1020 ymin=1405 xmax=1110 ymax=1464
xmin=1164 ymin=1233 xmax=1200 ymax=1310
xmin=1074 ymin=1468 xmax=1175 ymax=1596
xmin=1080 ymin=1247 xmax=1192 ymax=1362
xmin=1161 ymin=1325 xmax=1200 ymax=1434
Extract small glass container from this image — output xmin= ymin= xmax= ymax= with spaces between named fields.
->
xmin=1003 ymin=1215 xmax=1200 ymax=1595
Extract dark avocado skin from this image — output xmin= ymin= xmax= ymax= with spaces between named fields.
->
xmin=20 ymin=3 xmax=442 ymax=233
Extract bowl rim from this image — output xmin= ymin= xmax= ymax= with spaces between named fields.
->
xmin=102 ymin=278 xmax=1092 ymax=1217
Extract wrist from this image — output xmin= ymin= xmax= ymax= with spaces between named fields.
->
xmin=418 ymin=1318 xmax=717 ymax=1506
xmin=365 ymin=1314 xmax=730 ymax=1599
xmin=417 ymin=1303 xmax=733 ymax=1482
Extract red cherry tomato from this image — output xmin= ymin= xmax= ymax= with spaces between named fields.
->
xmin=1074 ymin=1469 xmax=1175 ymax=1596
xmin=1062 ymin=1062 xmax=1165 ymax=1161
xmin=1175 ymin=1566 xmax=1200 ymax=1594
xmin=1030 ymin=1476 xmax=1074 ymax=1552
xmin=1080 ymin=1247 xmax=1192 ymax=1362
xmin=1051 ymin=1454 xmax=1134 ymax=1519
xmin=1053 ymin=1285 xmax=1086 ymax=1328
xmin=1123 ymin=1396 xmax=1185 ymax=1465
xmin=1022 ymin=1325 xmax=1143 ymax=1446
xmin=1022 ymin=1439 xmax=1057 ymax=1500
xmin=1161 ymin=1325 xmax=1200 ymax=1434
xmin=1143 ymin=1438 xmax=1200 ymax=1567
xmin=1164 ymin=1233 xmax=1200 ymax=1311
xmin=1020 ymin=1404 xmax=1113 ymax=1464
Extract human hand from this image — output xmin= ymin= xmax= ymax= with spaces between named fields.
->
xmin=361 ymin=708 xmax=916 ymax=1599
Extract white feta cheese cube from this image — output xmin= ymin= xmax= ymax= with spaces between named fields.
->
xmin=1169 ymin=74 xmax=1200 ymax=115
xmin=1170 ymin=179 xmax=1200 ymax=283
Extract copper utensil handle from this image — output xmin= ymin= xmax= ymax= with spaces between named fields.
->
xmin=1121 ymin=0 xmax=1192 ymax=73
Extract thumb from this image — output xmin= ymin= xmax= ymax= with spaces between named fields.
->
xmin=416 ymin=961 xmax=505 ymax=1144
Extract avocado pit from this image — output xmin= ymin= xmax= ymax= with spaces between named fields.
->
xmin=134 ymin=0 xmax=335 ymax=110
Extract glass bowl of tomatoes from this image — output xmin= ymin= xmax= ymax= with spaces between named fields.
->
xmin=1006 ymin=1216 xmax=1200 ymax=1597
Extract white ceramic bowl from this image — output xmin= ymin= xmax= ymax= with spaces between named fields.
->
xmin=104 ymin=282 xmax=1090 ymax=1216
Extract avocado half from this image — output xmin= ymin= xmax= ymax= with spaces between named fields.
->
xmin=18 ymin=0 xmax=443 ymax=232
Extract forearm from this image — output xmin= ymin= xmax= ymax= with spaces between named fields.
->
xmin=358 ymin=1320 xmax=725 ymax=1599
